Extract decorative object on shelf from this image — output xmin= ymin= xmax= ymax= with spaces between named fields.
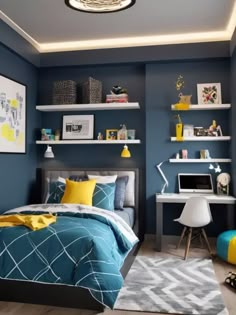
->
xmin=127 ymin=129 xmax=136 ymax=140
xmin=209 ymin=163 xmax=222 ymax=173
xmin=197 ymin=83 xmax=222 ymax=104
xmin=44 ymin=145 xmax=54 ymax=158
xmin=55 ymin=129 xmax=60 ymax=141
xmin=0 ymin=74 xmax=26 ymax=153
xmin=156 ymin=161 xmax=168 ymax=194
xmin=106 ymin=85 xmax=128 ymax=103
xmin=174 ymin=114 xmax=183 ymax=141
xmin=62 ymin=115 xmax=94 ymax=140
xmin=64 ymin=0 xmax=136 ymax=13
xmin=216 ymin=173 xmax=230 ymax=195
xmin=82 ymin=77 xmax=102 ymax=104
xmin=175 ymin=152 xmax=180 ymax=159
xmin=194 ymin=126 xmax=208 ymax=136
xmin=117 ymin=124 xmax=127 ymax=140
xmin=52 ymin=80 xmax=77 ymax=105
xmin=200 ymin=149 xmax=210 ymax=159
xmin=97 ymin=132 xmax=104 ymax=140
xmin=183 ymin=124 xmax=194 ymax=137
xmin=175 ymin=75 xmax=185 ymax=91
xmin=181 ymin=149 xmax=188 ymax=159
xmin=121 ymin=145 xmax=131 ymax=158
xmin=174 ymin=75 xmax=191 ymax=110
xmin=41 ymin=129 xmax=52 ymax=141
xmin=208 ymin=120 xmax=223 ymax=137
xmin=106 ymin=129 xmax=118 ymax=140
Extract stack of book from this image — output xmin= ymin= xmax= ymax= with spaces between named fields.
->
xmin=106 ymin=93 xmax=128 ymax=103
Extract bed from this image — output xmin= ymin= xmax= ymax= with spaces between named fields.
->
xmin=0 ymin=167 xmax=142 ymax=311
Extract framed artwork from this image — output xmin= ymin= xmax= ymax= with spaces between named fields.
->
xmin=62 ymin=115 xmax=94 ymax=140
xmin=106 ymin=129 xmax=118 ymax=140
xmin=197 ymin=83 xmax=222 ymax=104
xmin=0 ymin=74 xmax=26 ymax=153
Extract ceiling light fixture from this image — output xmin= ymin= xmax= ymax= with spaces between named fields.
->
xmin=65 ymin=0 xmax=135 ymax=13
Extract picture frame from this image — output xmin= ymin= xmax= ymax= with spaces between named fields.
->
xmin=106 ymin=129 xmax=118 ymax=140
xmin=197 ymin=83 xmax=222 ymax=104
xmin=183 ymin=124 xmax=194 ymax=137
xmin=0 ymin=74 xmax=26 ymax=153
xmin=62 ymin=115 xmax=94 ymax=140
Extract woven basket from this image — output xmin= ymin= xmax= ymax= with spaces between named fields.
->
xmin=52 ymin=80 xmax=77 ymax=104
xmin=82 ymin=77 xmax=102 ymax=104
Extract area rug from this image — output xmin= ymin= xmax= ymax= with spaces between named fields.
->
xmin=114 ymin=256 xmax=228 ymax=314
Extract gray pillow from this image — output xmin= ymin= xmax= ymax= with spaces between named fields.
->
xmin=114 ymin=176 xmax=129 ymax=210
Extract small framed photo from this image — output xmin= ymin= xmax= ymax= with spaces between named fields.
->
xmin=106 ymin=129 xmax=118 ymax=140
xmin=62 ymin=115 xmax=94 ymax=140
xmin=197 ymin=83 xmax=222 ymax=104
xmin=183 ymin=124 xmax=194 ymax=137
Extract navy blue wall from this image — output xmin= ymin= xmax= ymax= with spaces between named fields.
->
xmin=146 ymin=59 xmax=231 ymax=235
xmin=0 ymin=43 xmax=39 ymax=212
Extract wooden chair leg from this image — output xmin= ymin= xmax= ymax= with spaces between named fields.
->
xmin=184 ymin=227 xmax=192 ymax=260
xmin=201 ymin=228 xmax=212 ymax=256
xmin=176 ymin=226 xmax=187 ymax=249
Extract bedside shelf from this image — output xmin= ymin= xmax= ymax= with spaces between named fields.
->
xmin=169 ymin=158 xmax=232 ymax=163
xmin=36 ymin=102 xmax=140 ymax=111
xmin=171 ymin=104 xmax=231 ymax=110
xmin=171 ymin=136 xmax=231 ymax=142
xmin=36 ymin=140 xmax=141 ymax=145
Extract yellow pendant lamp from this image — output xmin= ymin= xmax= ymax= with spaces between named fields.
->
xmin=121 ymin=145 xmax=131 ymax=158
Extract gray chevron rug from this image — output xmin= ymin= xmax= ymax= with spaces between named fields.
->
xmin=115 ymin=256 xmax=228 ymax=314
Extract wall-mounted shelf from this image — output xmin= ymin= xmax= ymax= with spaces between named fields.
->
xmin=36 ymin=140 xmax=141 ymax=145
xmin=169 ymin=158 xmax=232 ymax=163
xmin=171 ymin=136 xmax=231 ymax=142
xmin=36 ymin=102 xmax=140 ymax=112
xmin=171 ymin=104 xmax=231 ymax=110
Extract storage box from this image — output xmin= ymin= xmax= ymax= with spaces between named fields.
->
xmin=82 ymin=77 xmax=102 ymax=104
xmin=52 ymin=80 xmax=77 ymax=104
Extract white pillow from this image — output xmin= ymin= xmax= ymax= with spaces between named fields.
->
xmin=88 ymin=174 xmax=117 ymax=184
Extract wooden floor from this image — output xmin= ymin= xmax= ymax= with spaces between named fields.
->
xmin=0 ymin=238 xmax=235 ymax=315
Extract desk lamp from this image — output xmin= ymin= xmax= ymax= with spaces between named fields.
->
xmin=156 ymin=161 xmax=169 ymax=194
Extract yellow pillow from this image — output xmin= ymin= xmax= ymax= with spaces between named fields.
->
xmin=61 ymin=179 xmax=96 ymax=205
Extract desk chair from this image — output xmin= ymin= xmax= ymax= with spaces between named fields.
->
xmin=174 ymin=196 xmax=213 ymax=260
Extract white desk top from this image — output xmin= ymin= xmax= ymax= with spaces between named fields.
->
xmin=156 ymin=193 xmax=236 ymax=204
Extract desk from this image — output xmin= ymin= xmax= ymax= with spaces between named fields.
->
xmin=156 ymin=193 xmax=236 ymax=251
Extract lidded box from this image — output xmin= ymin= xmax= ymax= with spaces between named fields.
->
xmin=82 ymin=77 xmax=102 ymax=104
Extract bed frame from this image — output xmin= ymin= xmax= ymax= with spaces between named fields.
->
xmin=0 ymin=167 xmax=143 ymax=311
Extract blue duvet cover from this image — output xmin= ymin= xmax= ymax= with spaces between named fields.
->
xmin=0 ymin=204 xmax=138 ymax=308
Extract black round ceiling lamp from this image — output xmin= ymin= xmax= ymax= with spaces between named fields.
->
xmin=65 ymin=0 xmax=136 ymax=13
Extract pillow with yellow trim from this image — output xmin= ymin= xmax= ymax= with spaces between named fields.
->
xmin=61 ymin=178 xmax=96 ymax=205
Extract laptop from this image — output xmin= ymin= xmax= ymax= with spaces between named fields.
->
xmin=178 ymin=173 xmax=214 ymax=194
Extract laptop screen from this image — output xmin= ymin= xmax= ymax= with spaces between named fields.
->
xmin=178 ymin=173 xmax=214 ymax=194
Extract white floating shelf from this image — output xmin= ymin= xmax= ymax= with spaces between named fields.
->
xmin=171 ymin=104 xmax=231 ymax=110
xmin=36 ymin=140 xmax=141 ymax=145
xmin=169 ymin=158 xmax=232 ymax=163
xmin=171 ymin=136 xmax=231 ymax=141
xmin=36 ymin=102 xmax=140 ymax=112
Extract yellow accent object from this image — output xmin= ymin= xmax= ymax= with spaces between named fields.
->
xmin=174 ymin=103 xmax=190 ymax=110
xmin=0 ymin=214 xmax=56 ymax=231
xmin=61 ymin=179 xmax=96 ymax=205
xmin=121 ymin=145 xmax=131 ymax=158
xmin=228 ymin=236 xmax=236 ymax=264
xmin=1 ymin=123 xmax=9 ymax=139
xmin=10 ymin=99 xmax=19 ymax=108
xmin=176 ymin=123 xmax=183 ymax=141
xmin=16 ymin=131 xmax=24 ymax=145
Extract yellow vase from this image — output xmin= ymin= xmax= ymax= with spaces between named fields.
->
xmin=176 ymin=123 xmax=183 ymax=141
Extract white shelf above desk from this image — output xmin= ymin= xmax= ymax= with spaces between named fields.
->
xmin=169 ymin=158 xmax=231 ymax=163
xmin=171 ymin=136 xmax=231 ymax=142
xmin=36 ymin=102 xmax=140 ymax=111
xmin=36 ymin=140 xmax=141 ymax=145
xmin=171 ymin=104 xmax=231 ymax=110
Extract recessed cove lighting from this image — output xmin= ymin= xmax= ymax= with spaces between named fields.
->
xmin=64 ymin=0 xmax=136 ymax=13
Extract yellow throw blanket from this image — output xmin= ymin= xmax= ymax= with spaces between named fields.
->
xmin=0 ymin=214 xmax=56 ymax=231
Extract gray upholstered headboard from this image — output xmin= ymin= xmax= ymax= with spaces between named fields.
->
xmin=40 ymin=168 xmax=140 ymax=236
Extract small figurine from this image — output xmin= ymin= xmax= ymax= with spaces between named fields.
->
xmin=117 ymin=124 xmax=127 ymax=140
xmin=97 ymin=132 xmax=103 ymax=140
xmin=111 ymin=85 xmax=128 ymax=95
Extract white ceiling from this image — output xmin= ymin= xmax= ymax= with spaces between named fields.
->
xmin=0 ymin=0 xmax=236 ymax=52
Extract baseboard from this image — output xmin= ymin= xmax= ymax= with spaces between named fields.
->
xmin=144 ymin=234 xmax=217 ymax=245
